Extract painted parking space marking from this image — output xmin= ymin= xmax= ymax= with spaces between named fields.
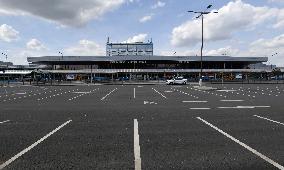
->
xmin=190 ymin=108 xmax=211 ymax=110
xmin=72 ymin=92 xmax=91 ymax=94
xmin=0 ymin=120 xmax=72 ymax=170
xmin=134 ymin=88 xmax=136 ymax=99
xmin=0 ymin=120 xmax=10 ymax=124
xmin=101 ymin=88 xmax=117 ymax=101
xmin=173 ymin=88 xmax=199 ymax=99
xmin=134 ymin=119 xmax=141 ymax=170
xmin=254 ymin=115 xmax=284 ymax=126
xmin=152 ymin=88 xmax=167 ymax=99
xmin=2 ymin=88 xmax=53 ymax=102
xmin=183 ymin=101 xmax=208 ymax=103
xmin=187 ymin=87 xmax=226 ymax=98
xmin=69 ymin=89 xmax=98 ymax=101
xmin=218 ymin=106 xmax=270 ymax=109
xmin=144 ymin=101 xmax=157 ymax=105
xmin=197 ymin=117 xmax=284 ymax=170
xmin=220 ymin=100 xmax=244 ymax=102
xmin=217 ymin=90 xmax=237 ymax=92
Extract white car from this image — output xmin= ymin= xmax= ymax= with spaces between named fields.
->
xmin=166 ymin=77 xmax=187 ymax=85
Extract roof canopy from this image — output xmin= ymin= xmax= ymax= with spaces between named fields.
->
xmin=28 ymin=55 xmax=268 ymax=64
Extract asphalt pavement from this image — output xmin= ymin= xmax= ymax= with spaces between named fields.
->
xmin=1 ymin=83 xmax=284 ymax=169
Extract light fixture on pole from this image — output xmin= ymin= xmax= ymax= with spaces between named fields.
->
xmin=271 ymin=52 xmax=278 ymax=57
xmin=1 ymin=52 xmax=7 ymax=60
xmin=188 ymin=5 xmax=218 ymax=86
xmin=58 ymin=51 xmax=63 ymax=59
xmin=270 ymin=52 xmax=278 ymax=69
xmin=1 ymin=52 xmax=8 ymax=68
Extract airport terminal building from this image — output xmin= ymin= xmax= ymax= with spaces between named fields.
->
xmin=26 ymin=41 xmax=272 ymax=81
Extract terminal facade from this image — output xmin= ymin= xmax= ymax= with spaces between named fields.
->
xmin=26 ymin=40 xmax=278 ymax=82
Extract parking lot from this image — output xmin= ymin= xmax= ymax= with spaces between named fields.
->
xmin=1 ymin=83 xmax=284 ymax=169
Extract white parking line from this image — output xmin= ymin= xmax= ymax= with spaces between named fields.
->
xmin=190 ymin=108 xmax=211 ymax=110
xmin=101 ymin=88 xmax=117 ymax=101
xmin=152 ymin=88 xmax=167 ymax=99
xmin=254 ymin=115 xmax=284 ymax=126
xmin=0 ymin=120 xmax=10 ymax=124
xmin=183 ymin=101 xmax=207 ymax=103
xmin=134 ymin=119 xmax=141 ymax=170
xmin=0 ymin=120 xmax=72 ymax=170
xmin=217 ymin=90 xmax=237 ymax=92
xmin=220 ymin=100 xmax=244 ymax=102
xmin=218 ymin=106 xmax=270 ymax=109
xmin=197 ymin=117 xmax=284 ymax=170
xmin=134 ymin=88 xmax=136 ymax=99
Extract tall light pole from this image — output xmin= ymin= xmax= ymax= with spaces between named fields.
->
xmin=270 ymin=52 xmax=278 ymax=69
xmin=188 ymin=5 xmax=218 ymax=86
xmin=1 ymin=52 xmax=8 ymax=61
xmin=1 ymin=52 xmax=8 ymax=84
xmin=58 ymin=51 xmax=63 ymax=59
xmin=1 ymin=53 xmax=8 ymax=68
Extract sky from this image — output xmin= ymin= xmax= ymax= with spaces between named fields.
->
xmin=0 ymin=0 xmax=284 ymax=66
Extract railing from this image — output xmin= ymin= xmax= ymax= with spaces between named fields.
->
xmin=0 ymin=70 xmax=32 ymax=74
xmin=1 ymin=68 xmax=282 ymax=74
xmin=46 ymin=69 xmax=275 ymax=74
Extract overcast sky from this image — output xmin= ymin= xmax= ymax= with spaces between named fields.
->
xmin=0 ymin=0 xmax=283 ymax=66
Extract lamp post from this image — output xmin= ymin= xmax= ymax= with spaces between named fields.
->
xmin=58 ymin=51 xmax=63 ymax=59
xmin=1 ymin=52 xmax=8 ymax=84
xmin=188 ymin=5 xmax=218 ymax=86
xmin=270 ymin=52 xmax=278 ymax=69
xmin=1 ymin=52 xmax=8 ymax=68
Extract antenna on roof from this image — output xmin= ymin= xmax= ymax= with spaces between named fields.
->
xmin=150 ymin=38 xmax=153 ymax=43
xmin=107 ymin=37 xmax=110 ymax=43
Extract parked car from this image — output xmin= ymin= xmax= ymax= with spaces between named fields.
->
xmin=166 ymin=77 xmax=187 ymax=85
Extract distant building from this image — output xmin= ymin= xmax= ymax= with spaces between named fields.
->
xmin=249 ymin=63 xmax=277 ymax=70
xmin=26 ymin=39 xmax=276 ymax=81
xmin=106 ymin=38 xmax=153 ymax=56
xmin=0 ymin=61 xmax=13 ymax=68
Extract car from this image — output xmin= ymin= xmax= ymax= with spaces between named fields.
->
xmin=166 ymin=77 xmax=187 ymax=85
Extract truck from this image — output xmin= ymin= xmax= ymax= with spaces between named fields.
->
xmin=166 ymin=77 xmax=187 ymax=85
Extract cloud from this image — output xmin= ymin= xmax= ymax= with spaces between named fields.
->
xmin=273 ymin=9 xmax=284 ymax=28
xmin=159 ymin=46 xmax=239 ymax=57
xmin=124 ymin=34 xmax=148 ymax=43
xmin=0 ymin=24 xmax=19 ymax=42
xmin=205 ymin=46 xmax=240 ymax=56
xmin=159 ymin=49 xmax=197 ymax=56
xmin=171 ymin=0 xmax=278 ymax=47
xmin=151 ymin=1 xmax=165 ymax=9
xmin=229 ymin=34 xmax=284 ymax=66
xmin=65 ymin=39 xmax=104 ymax=55
xmin=250 ymin=34 xmax=284 ymax=49
xmin=139 ymin=14 xmax=153 ymax=23
xmin=268 ymin=0 xmax=284 ymax=3
xmin=0 ymin=0 xmax=131 ymax=27
xmin=26 ymin=38 xmax=46 ymax=51
xmin=248 ymin=34 xmax=284 ymax=62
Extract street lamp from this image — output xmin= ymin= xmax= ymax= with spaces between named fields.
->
xmin=1 ymin=52 xmax=7 ymax=60
xmin=1 ymin=52 xmax=8 ymax=67
xmin=58 ymin=51 xmax=63 ymax=59
xmin=1 ymin=52 xmax=8 ymax=84
xmin=272 ymin=52 xmax=278 ymax=57
xmin=188 ymin=5 xmax=218 ymax=86
xmin=270 ymin=52 xmax=278 ymax=69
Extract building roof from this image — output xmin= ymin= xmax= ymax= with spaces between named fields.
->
xmin=27 ymin=55 xmax=268 ymax=64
